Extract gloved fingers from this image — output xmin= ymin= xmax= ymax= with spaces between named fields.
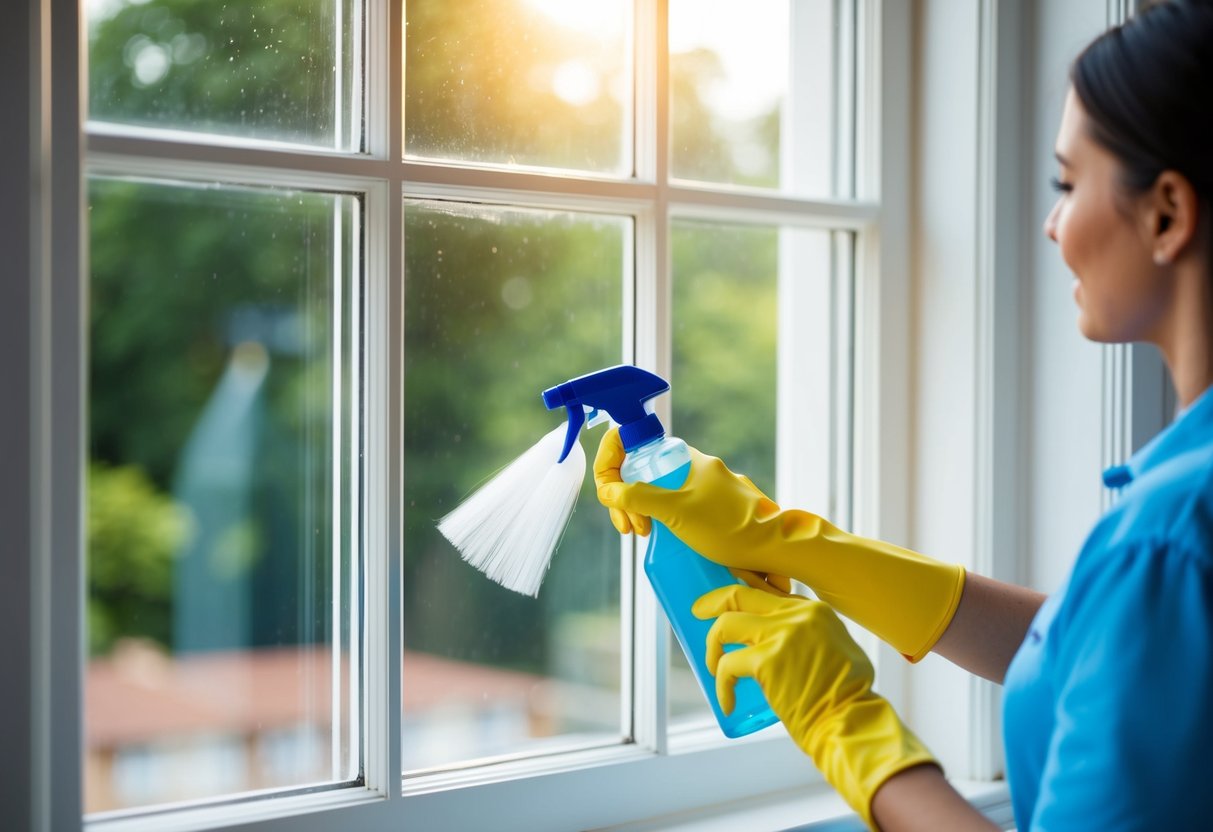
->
xmin=596 ymin=479 xmax=672 ymax=529
xmin=594 ymin=427 xmax=655 ymax=536
xmin=592 ymin=427 xmax=627 ymax=491
xmin=607 ymin=509 xmax=652 ymax=537
xmin=713 ymin=645 xmax=765 ymax=716
xmin=692 ymin=583 xmax=796 ymax=619
xmin=628 ymin=511 xmax=651 ymax=537
xmin=608 ymin=507 xmax=632 ymax=535
xmin=606 ymin=505 xmax=651 ymax=537
xmin=702 ymin=610 xmax=769 ymax=673
xmin=730 ymin=568 xmax=794 ymax=597
xmin=597 ymin=480 xmax=660 ymax=533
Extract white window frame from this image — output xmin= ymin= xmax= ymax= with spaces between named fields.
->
xmin=4 ymin=0 xmax=1041 ymax=830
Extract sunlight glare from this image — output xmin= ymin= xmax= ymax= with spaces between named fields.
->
xmin=523 ymin=0 xmax=626 ymax=36
xmin=669 ymin=0 xmax=788 ymax=120
xmin=551 ymin=61 xmax=600 ymax=107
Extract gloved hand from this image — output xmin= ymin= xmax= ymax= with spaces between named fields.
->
xmin=695 ymin=584 xmax=938 ymax=829
xmin=594 ymin=428 xmax=964 ymax=661
xmin=591 ymin=428 xmax=792 ymax=597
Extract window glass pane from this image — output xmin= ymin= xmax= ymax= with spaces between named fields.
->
xmin=670 ymin=0 xmax=853 ymax=197
xmin=86 ymin=178 xmax=359 ymax=812
xmin=669 ymin=220 xmax=842 ymax=725
xmin=403 ymin=200 xmax=626 ymax=771
xmin=672 ymin=221 xmax=779 ymax=492
xmin=670 ymin=219 xmax=777 ymax=722
xmin=405 ymin=0 xmax=632 ymax=176
xmin=86 ymin=0 xmax=361 ymax=150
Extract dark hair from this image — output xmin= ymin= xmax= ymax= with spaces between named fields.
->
xmin=1071 ymin=0 xmax=1213 ymax=203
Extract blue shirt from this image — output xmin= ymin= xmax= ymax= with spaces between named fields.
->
xmin=1003 ymin=386 xmax=1213 ymax=830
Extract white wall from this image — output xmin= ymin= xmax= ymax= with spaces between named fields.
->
xmin=905 ymin=0 xmax=983 ymax=775
xmin=1022 ymin=0 xmax=1110 ymax=594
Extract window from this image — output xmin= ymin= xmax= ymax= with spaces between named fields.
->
xmin=85 ymin=177 xmax=361 ymax=811
xmin=404 ymin=0 xmax=864 ymax=786
xmin=83 ymin=0 xmax=366 ymax=813
xmin=15 ymin=0 xmax=917 ymax=829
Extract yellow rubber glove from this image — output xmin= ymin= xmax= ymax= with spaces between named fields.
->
xmin=695 ymin=584 xmax=938 ymax=829
xmin=594 ymin=428 xmax=964 ymax=661
xmin=591 ymin=428 xmax=792 ymax=597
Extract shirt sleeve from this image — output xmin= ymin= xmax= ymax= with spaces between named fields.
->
xmin=1031 ymin=538 xmax=1213 ymax=830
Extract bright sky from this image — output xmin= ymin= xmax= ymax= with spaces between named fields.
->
xmin=524 ymin=0 xmax=788 ymax=120
xmin=667 ymin=0 xmax=789 ymax=119
xmin=87 ymin=0 xmax=143 ymax=24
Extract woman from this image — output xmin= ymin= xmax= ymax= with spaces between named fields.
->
xmin=595 ymin=1 xmax=1213 ymax=828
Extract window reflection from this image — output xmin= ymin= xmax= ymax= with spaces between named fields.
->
xmin=86 ymin=179 xmax=358 ymax=811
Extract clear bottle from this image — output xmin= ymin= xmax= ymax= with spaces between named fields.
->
xmin=622 ymin=435 xmax=780 ymax=738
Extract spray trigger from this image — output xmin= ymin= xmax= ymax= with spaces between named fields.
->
xmin=586 ymin=407 xmax=609 ymax=429
xmin=543 ymin=365 xmax=670 ymax=463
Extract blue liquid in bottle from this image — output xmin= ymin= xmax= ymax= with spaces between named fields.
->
xmin=622 ymin=435 xmax=780 ymax=738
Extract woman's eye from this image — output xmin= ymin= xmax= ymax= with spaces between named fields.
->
xmin=1049 ymin=176 xmax=1073 ymax=194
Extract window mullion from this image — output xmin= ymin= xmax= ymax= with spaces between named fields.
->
xmin=331 ymin=194 xmax=349 ymax=781
xmin=365 ymin=0 xmax=395 ymax=162
xmin=379 ymin=0 xmax=405 ymax=798
xmin=363 ymin=173 xmax=399 ymax=797
xmin=629 ymin=0 xmax=671 ymax=756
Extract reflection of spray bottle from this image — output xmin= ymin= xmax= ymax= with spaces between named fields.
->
xmin=543 ymin=365 xmax=780 ymax=738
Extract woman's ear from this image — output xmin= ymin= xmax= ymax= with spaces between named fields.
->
xmin=1145 ymin=170 xmax=1200 ymax=265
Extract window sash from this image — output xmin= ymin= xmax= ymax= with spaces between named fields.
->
xmin=57 ymin=0 xmax=911 ymax=829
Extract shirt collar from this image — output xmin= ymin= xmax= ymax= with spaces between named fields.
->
xmin=1102 ymin=383 xmax=1213 ymax=490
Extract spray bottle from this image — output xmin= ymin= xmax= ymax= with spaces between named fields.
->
xmin=543 ymin=365 xmax=780 ymax=738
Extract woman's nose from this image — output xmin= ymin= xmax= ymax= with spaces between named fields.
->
xmin=1043 ymin=201 xmax=1060 ymax=242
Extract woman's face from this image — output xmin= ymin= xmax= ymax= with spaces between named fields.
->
xmin=1043 ymin=89 xmax=1169 ymax=343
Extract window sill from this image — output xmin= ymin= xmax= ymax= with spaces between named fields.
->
xmin=86 ymin=785 xmax=390 ymax=832
xmin=598 ymin=779 xmax=1014 ymax=831
xmin=404 ymin=728 xmax=823 ymax=830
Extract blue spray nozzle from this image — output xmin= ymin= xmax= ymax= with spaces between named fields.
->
xmin=542 ymin=365 xmax=670 ymax=463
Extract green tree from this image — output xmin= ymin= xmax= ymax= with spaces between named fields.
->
xmin=90 ymin=0 xmax=351 ymax=145
xmin=87 ymin=462 xmax=188 ymax=655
